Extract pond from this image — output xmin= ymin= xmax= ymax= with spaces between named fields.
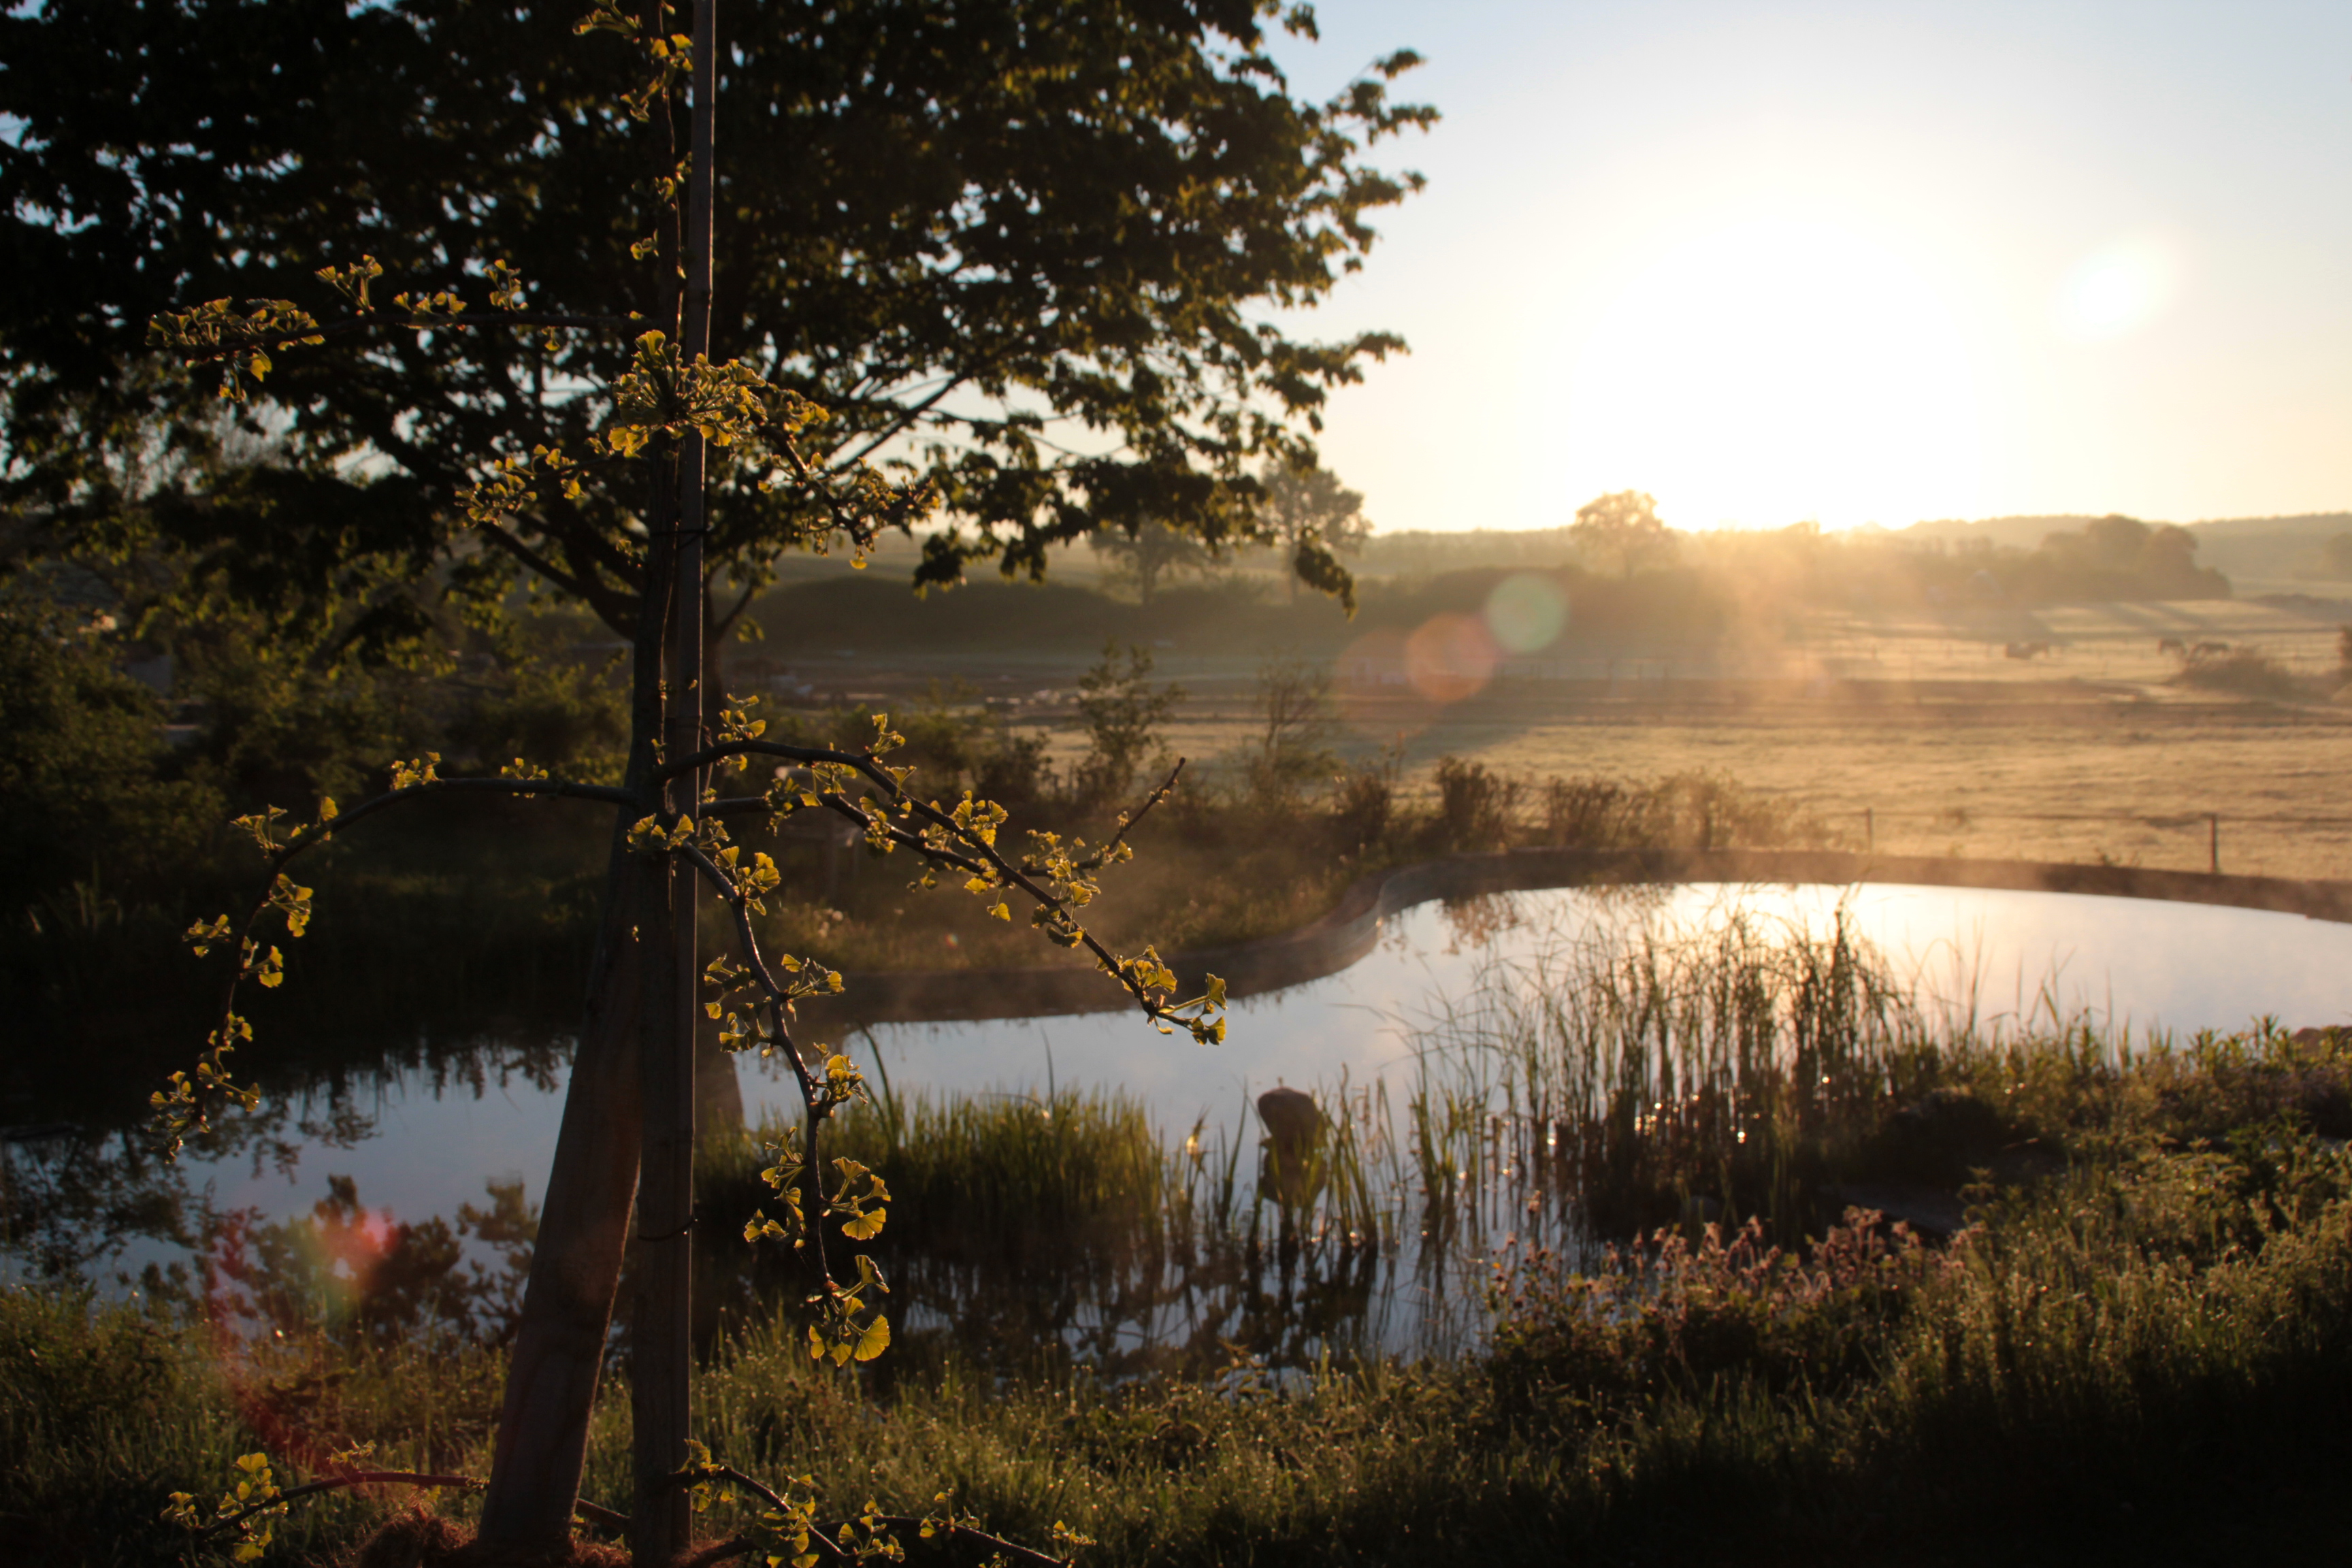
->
xmin=12 ymin=876 xmax=2352 ymax=1365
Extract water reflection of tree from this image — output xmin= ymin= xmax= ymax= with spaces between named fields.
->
xmin=0 ymin=1085 xmax=382 ymax=1286
xmin=0 ymin=1039 xmax=559 ymax=1294
xmin=3 ymin=800 xmax=594 ymax=1133
xmin=207 ymin=1174 xmax=537 ymax=1350
xmin=7 ymin=1058 xmax=1523 ymax=1390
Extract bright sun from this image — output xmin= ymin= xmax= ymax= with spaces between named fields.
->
xmin=1554 ymin=218 xmax=1984 ymax=530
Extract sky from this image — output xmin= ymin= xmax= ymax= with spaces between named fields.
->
xmin=1263 ymin=0 xmax=2352 ymax=535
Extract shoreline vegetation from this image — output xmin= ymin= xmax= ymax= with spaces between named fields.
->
xmin=9 ymin=909 xmax=2352 ymax=1564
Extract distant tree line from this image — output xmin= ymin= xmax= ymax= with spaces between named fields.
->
xmin=2005 ymin=515 xmax=2229 ymax=602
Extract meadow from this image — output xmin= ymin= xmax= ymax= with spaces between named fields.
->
xmin=738 ymin=552 xmax=2352 ymax=882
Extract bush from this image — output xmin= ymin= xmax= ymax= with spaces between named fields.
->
xmin=1071 ymin=642 xmax=1182 ymax=807
xmin=1238 ymin=653 xmax=1339 ymax=813
xmin=2172 ymin=641 xmax=2306 ymax=700
xmin=1489 ymin=1209 xmax=1958 ymax=1426
xmin=1535 ymin=769 xmax=1838 ymax=851
xmin=0 ymin=598 xmax=223 ymax=896
xmin=1431 ymin=756 xmax=1516 ymax=849
xmin=1328 ymin=746 xmax=1402 ymax=852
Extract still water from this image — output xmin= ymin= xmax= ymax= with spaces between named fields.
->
xmin=148 ymin=879 xmax=2352 ymax=1249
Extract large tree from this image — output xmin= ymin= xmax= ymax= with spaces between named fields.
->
xmin=1256 ymin=457 xmax=1369 ymax=600
xmin=5 ymin=0 xmax=1433 ymax=1558
xmin=1569 ymin=489 xmax=1675 ymax=579
xmin=0 ymin=0 xmax=1433 ymax=649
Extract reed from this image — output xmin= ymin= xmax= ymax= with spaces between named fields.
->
xmin=1404 ymin=898 xmax=2001 ymax=1243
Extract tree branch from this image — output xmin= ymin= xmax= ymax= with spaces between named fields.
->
xmin=668 ymin=1468 xmax=1068 ymax=1568
xmin=656 ymin=745 xmax=1210 ymax=1036
xmin=196 ymin=1470 xmax=627 ymax=1539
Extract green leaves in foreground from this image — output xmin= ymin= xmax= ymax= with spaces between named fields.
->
xmin=161 ymin=1452 xmax=284 ymax=1564
xmin=745 ymin=1132 xmax=895 ymax=1368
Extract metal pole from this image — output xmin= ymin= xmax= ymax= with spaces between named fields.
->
xmin=2209 ymin=813 xmax=2219 ymax=876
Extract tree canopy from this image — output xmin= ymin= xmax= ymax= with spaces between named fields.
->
xmin=0 ymin=0 xmax=1433 ymax=643
xmin=1569 ymin=489 xmax=1674 ymax=579
xmin=1256 ymin=457 xmax=1369 ymax=600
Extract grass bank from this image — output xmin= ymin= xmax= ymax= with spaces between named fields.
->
xmin=12 ymin=1007 xmax=2352 ymax=1565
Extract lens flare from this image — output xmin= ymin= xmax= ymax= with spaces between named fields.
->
xmin=1405 ymin=615 xmax=1498 ymax=704
xmin=1485 ymin=573 xmax=1569 ymax=653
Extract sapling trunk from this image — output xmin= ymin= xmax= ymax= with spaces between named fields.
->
xmin=632 ymin=0 xmax=718 ymax=1558
xmin=474 ymin=840 xmax=653 ymax=1548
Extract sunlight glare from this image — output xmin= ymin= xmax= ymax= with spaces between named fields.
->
xmin=1554 ymin=219 xmax=1984 ymax=529
xmin=2053 ymin=235 xmax=2180 ymax=342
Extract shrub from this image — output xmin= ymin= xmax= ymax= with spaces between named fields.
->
xmin=1488 ymin=1209 xmax=1959 ymax=1425
xmin=1431 ymin=755 xmax=1516 ymax=849
xmin=1328 ymin=745 xmax=1403 ymax=852
xmin=1072 ymin=642 xmax=1183 ymax=806
xmin=0 ymin=597 xmax=223 ymax=895
xmin=1539 ymin=776 xmax=1626 ymax=847
xmin=1238 ymin=653 xmax=1339 ymax=813
xmin=2172 ymin=641 xmax=2306 ymax=700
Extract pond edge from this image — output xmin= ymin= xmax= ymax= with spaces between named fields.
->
xmin=798 ymin=850 xmax=2352 ymax=1028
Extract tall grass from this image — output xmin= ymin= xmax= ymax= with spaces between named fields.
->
xmin=646 ymin=1119 xmax=2352 ymax=1565
xmin=693 ymin=1069 xmax=1433 ymax=1379
xmin=0 ymin=1284 xmax=510 ymax=1566
xmin=1402 ymin=901 xmax=1945 ymax=1245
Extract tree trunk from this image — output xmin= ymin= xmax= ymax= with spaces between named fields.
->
xmin=633 ymin=0 xmax=718 ymax=1558
xmin=475 ymin=3 xmax=717 ymax=1554
xmin=630 ymin=853 xmax=691 ymax=1565
xmin=472 ymin=843 xmax=651 ymax=1550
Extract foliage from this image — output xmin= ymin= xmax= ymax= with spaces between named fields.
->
xmin=1488 ymin=1209 xmax=1959 ymax=1426
xmin=1430 ymin=757 xmax=1517 ymax=850
xmin=1085 ymin=521 xmax=1216 ymax=608
xmin=27 ymin=921 xmax=2352 ymax=1561
xmin=1239 ymin=651 xmax=1340 ymax=811
xmin=2016 ymin=514 xmax=2229 ymax=602
xmin=2168 ymin=640 xmax=2307 ymax=700
xmin=1071 ymin=642 xmax=1183 ymax=808
xmin=88 ymin=4 xmax=1343 ymax=1556
xmin=1567 ymin=490 xmax=1675 ymax=580
xmin=2319 ymin=534 xmax=2352 ymax=581
xmin=1535 ymin=770 xmax=1840 ymax=852
xmin=1254 ymin=460 xmax=1370 ymax=607
xmin=207 ymin=1173 xmax=539 ymax=1352
xmin=889 ymin=683 xmax=1058 ymax=811
xmin=17 ymin=1082 xmax=2352 ymax=1566
xmin=0 ymin=0 xmax=1433 ymax=644
xmin=0 ymin=591 xmax=220 ymax=895
xmin=1327 ymin=743 xmax=1403 ymax=854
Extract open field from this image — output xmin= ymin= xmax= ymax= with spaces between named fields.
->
xmin=1298 ymin=691 xmax=2352 ymax=879
xmin=745 ymin=571 xmax=2352 ymax=881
